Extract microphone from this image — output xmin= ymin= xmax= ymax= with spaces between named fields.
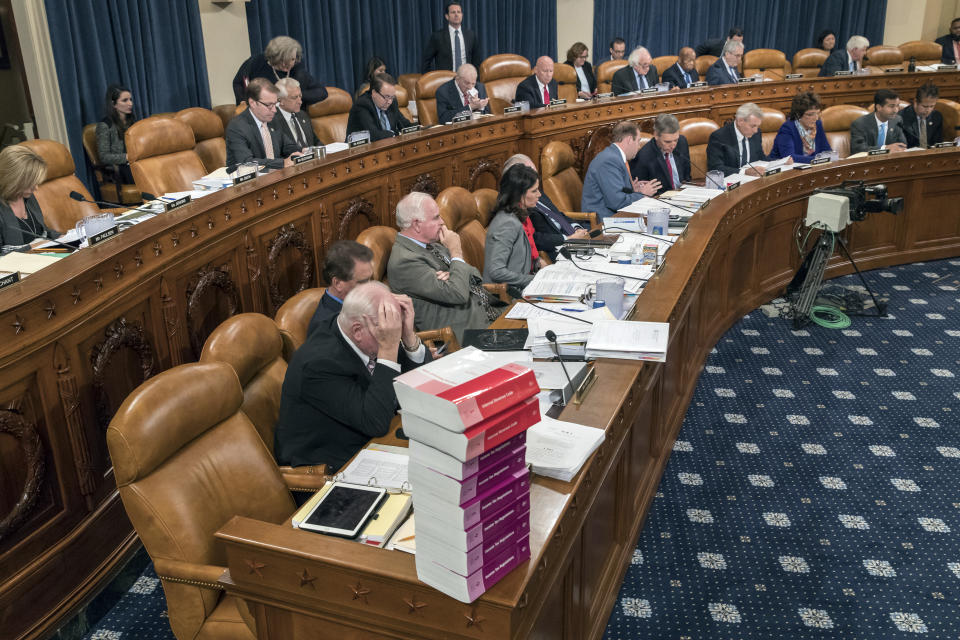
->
xmin=69 ymin=191 xmax=160 ymax=216
xmin=545 ymin=330 xmax=576 ymax=402
xmin=558 ymin=246 xmax=651 ymax=283
xmin=1 ymin=221 xmax=78 ymax=253
xmin=602 ymin=226 xmax=677 ymax=245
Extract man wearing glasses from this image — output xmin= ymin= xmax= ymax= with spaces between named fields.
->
xmin=225 ymin=77 xmax=302 ymax=170
xmin=706 ymin=39 xmax=745 ymax=86
xmin=346 ymin=73 xmax=413 ymax=141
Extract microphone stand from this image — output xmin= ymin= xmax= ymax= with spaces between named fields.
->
xmin=545 ymin=330 xmax=576 ymax=405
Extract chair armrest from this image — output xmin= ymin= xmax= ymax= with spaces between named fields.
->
xmin=279 ymin=464 xmax=330 ymax=492
xmin=565 ymin=211 xmax=600 ymax=230
xmin=483 ymin=282 xmax=512 ymax=304
xmin=153 ymin=558 xmax=227 ymax=590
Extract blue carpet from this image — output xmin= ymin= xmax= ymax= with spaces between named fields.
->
xmin=83 ymin=259 xmax=960 ymax=639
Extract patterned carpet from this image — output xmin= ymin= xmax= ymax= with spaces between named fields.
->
xmin=80 ymin=259 xmax=960 ymax=640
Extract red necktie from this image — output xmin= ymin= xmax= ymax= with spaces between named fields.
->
xmin=542 ymin=84 xmax=550 ymax=105
xmin=463 ymin=93 xmax=469 ymax=106
xmin=665 ymin=153 xmax=676 ymax=189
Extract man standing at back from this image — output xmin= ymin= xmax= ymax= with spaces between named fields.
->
xmin=696 ymin=27 xmax=744 ymax=57
xmin=581 ymin=120 xmax=660 ymax=219
xmin=515 ymin=57 xmax=558 ymax=108
xmin=225 ymin=77 xmax=302 ymax=170
xmin=306 ymin=240 xmax=374 ymax=336
xmin=422 ymin=2 xmax=481 ymax=73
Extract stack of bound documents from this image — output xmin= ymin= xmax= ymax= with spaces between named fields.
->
xmin=524 ymin=317 xmax=592 ymax=359
xmin=393 ymin=347 xmax=538 ymax=602
xmin=525 ymin=416 xmax=605 ymax=482
xmin=584 ymin=320 xmax=669 ymax=362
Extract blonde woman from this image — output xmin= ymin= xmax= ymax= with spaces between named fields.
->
xmin=0 ymin=145 xmax=56 ymax=248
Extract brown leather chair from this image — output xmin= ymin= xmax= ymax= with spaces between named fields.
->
xmin=356 ymin=225 xmax=398 ymax=282
xmin=538 ymin=141 xmax=599 ymax=230
xmin=212 ymin=104 xmax=237 ymax=132
xmin=395 ymin=84 xmax=414 ymax=123
xmin=760 ymin=107 xmax=787 ymax=156
xmin=695 ymin=55 xmax=718 ymax=77
xmin=473 ymin=187 xmax=497 ymax=227
xmin=81 ymin=123 xmax=141 ymax=205
xmin=897 ymin=41 xmax=942 ymax=67
xmin=397 ymin=73 xmax=421 ymax=121
xmin=479 ymin=55 xmax=531 ymax=115
xmin=821 ymin=104 xmax=868 ymax=158
xmin=308 ymin=87 xmax=352 ymax=144
xmin=864 ymin=45 xmax=904 ymax=73
xmin=107 ymin=360 xmax=296 ymax=640
xmin=652 ymin=55 xmax=678 ymax=78
xmin=274 ymin=288 xmax=326 ymax=359
xmin=743 ymin=49 xmax=790 ymax=80
xmin=678 ymin=117 xmax=719 ymax=179
xmin=19 ymin=139 xmax=99 ymax=233
xmin=935 ymin=99 xmax=960 ymax=141
xmin=125 ymin=116 xmax=208 ymax=196
xmin=415 ymin=71 xmax=456 ymax=126
xmin=791 ymin=49 xmax=828 ymax=77
xmin=176 ymin=107 xmax=226 ymax=173
xmin=596 ymin=60 xmax=627 ymax=94
xmin=553 ymin=63 xmax=578 ymax=103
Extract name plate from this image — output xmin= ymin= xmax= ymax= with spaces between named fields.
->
xmin=399 ymin=124 xmax=422 ymax=135
xmin=833 ymin=70 xmax=854 ymax=76
xmin=785 ymin=73 xmax=803 ymax=79
xmin=293 ymin=152 xmax=314 ymax=165
xmin=639 ymin=87 xmax=659 ymax=94
xmin=89 ymin=226 xmax=119 ymax=246
xmin=548 ymin=98 xmax=568 ymax=106
xmin=688 ymin=81 xmax=707 ymax=88
xmin=868 ymin=148 xmax=890 ymax=156
xmin=0 ymin=272 xmax=21 ymax=289
xmin=884 ymin=68 xmax=905 ymax=73
xmin=164 ymin=195 xmax=191 ymax=212
xmin=233 ymin=172 xmax=256 ymax=186
xmin=933 ymin=141 xmax=956 ymax=148
xmin=348 ymin=138 xmax=370 ymax=148
xmin=452 ymin=113 xmax=472 ymax=123
xmin=595 ymin=92 xmax=614 ymax=98
xmin=726 ymin=181 xmax=740 ymax=191
xmin=737 ymin=76 xmax=758 ymax=83
xmin=810 ymin=156 xmax=831 ymax=165
xmin=937 ymin=64 xmax=958 ymax=71
xmin=503 ymin=105 xmax=523 ymax=114
xmin=764 ymin=167 xmax=781 ymax=176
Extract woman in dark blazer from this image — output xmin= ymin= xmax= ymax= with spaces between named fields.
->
xmin=95 ymin=84 xmax=138 ymax=184
xmin=0 ymin=145 xmax=57 ymax=248
xmin=564 ymin=42 xmax=596 ymax=99
xmin=770 ymin=92 xmax=832 ymax=163
xmin=232 ymin=36 xmax=328 ymax=107
xmin=816 ymin=30 xmax=838 ymax=53
xmin=483 ymin=165 xmax=543 ymax=298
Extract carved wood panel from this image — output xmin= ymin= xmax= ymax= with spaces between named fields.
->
xmin=0 ymin=410 xmax=45 ymax=543
xmin=266 ymin=223 xmax=315 ymax=313
xmin=336 ymin=195 xmax=379 ymax=242
xmin=186 ymin=265 xmax=241 ymax=358
xmin=90 ymin=318 xmax=156 ymax=431
xmin=578 ymin=125 xmax=615 ymax=179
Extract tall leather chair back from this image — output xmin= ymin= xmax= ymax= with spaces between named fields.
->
xmin=19 ymin=139 xmax=99 ymax=233
xmin=864 ymin=45 xmax=904 ymax=72
xmin=176 ymin=107 xmax=226 ymax=173
xmin=274 ymin=288 xmax=327 ymax=358
xmin=695 ymin=55 xmax=718 ymax=77
xmin=125 ymin=117 xmax=207 ymax=196
xmin=897 ymin=41 xmax=942 ymax=67
xmin=199 ymin=314 xmax=287 ymax=452
xmin=540 ymin=140 xmax=582 ymax=213
xmin=436 ymin=186 xmax=485 ymax=271
xmin=356 ymin=225 xmax=398 ymax=282
xmin=553 ymin=63 xmax=578 ymax=103
xmin=934 ymin=99 xmax=960 ymax=141
xmin=652 ymin=55 xmax=678 ymax=77
xmin=678 ymin=117 xmax=719 ymax=179
xmin=791 ymin=49 xmax=828 ymax=77
xmin=107 ymin=361 xmax=293 ymax=640
xmin=415 ymin=71 xmax=456 ymax=126
xmin=760 ymin=107 xmax=787 ymax=156
xmin=479 ymin=54 xmax=531 ymax=114
xmin=81 ymin=123 xmax=141 ymax=205
xmin=397 ymin=73 xmax=421 ymax=121
xmin=595 ymin=60 xmax=627 ymax=93
xmin=473 ymin=188 xmax=497 ymax=227
xmin=308 ymin=87 xmax=352 ymax=145
xmin=820 ymin=104 xmax=868 ymax=158
xmin=743 ymin=49 xmax=790 ymax=79
xmin=212 ymin=104 xmax=237 ymax=131
xmin=394 ymin=84 xmax=414 ymax=123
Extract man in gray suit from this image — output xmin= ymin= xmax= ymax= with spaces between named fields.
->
xmin=387 ymin=192 xmax=495 ymax=340
xmin=581 ymin=121 xmax=660 ymax=219
xmin=850 ymin=89 xmax=908 ymax=154
xmin=275 ymin=77 xmax=318 ymax=148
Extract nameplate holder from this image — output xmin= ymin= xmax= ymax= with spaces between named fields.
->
xmin=639 ymin=87 xmax=659 ymax=94
xmin=451 ymin=113 xmax=471 ymax=123
xmin=737 ymin=77 xmax=757 ymax=83
xmin=233 ymin=172 xmax=256 ymax=186
xmin=937 ymin=64 xmax=958 ymax=71
xmin=595 ymin=92 xmax=614 ymax=99
xmin=933 ymin=141 xmax=956 ymax=148
xmin=348 ymin=138 xmax=370 ymax=148
xmin=868 ymin=148 xmax=890 ymax=156
xmin=833 ymin=70 xmax=854 ymax=76
xmin=0 ymin=272 xmax=21 ymax=290
xmin=163 ymin=195 xmax=191 ymax=212
xmin=293 ymin=152 xmax=314 ymax=165
xmin=785 ymin=73 xmax=803 ymax=79
xmin=884 ymin=68 xmax=905 ymax=73
xmin=503 ymin=105 xmax=523 ymax=114
xmin=89 ymin=226 xmax=119 ymax=246
xmin=810 ymin=156 xmax=831 ymax=165
xmin=726 ymin=181 xmax=740 ymax=191
xmin=399 ymin=125 xmax=422 ymax=135
xmin=548 ymin=99 xmax=568 ymax=107
xmin=688 ymin=81 xmax=707 ymax=88
xmin=764 ymin=167 xmax=781 ymax=176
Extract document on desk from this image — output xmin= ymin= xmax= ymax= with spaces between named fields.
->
xmin=584 ymin=319 xmax=669 ymax=361
xmin=340 ymin=448 xmax=409 ymax=490
xmin=0 ymin=251 xmax=64 ymax=276
xmin=525 ymin=415 xmax=605 ymax=482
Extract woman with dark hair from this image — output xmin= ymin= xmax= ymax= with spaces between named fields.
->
xmin=564 ymin=42 xmax=596 ymax=99
xmin=770 ymin=91 xmax=832 ymax=163
xmin=95 ymin=84 xmax=137 ymax=183
xmin=816 ymin=30 xmax=837 ymax=52
xmin=356 ymin=56 xmax=388 ymax=98
xmin=483 ymin=165 xmax=543 ymax=297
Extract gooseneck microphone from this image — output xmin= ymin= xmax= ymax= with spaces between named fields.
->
xmin=545 ymin=330 xmax=576 ymax=402
xmin=602 ymin=226 xmax=677 ymax=245
xmin=559 ymin=247 xmax=651 ymax=282
xmin=69 ymin=191 xmax=160 ymax=216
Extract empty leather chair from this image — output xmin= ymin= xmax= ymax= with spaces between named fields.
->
xmin=791 ymin=49 xmax=829 ymax=77
xmin=274 ymin=288 xmax=327 ymax=358
xmin=678 ymin=117 xmax=719 ymax=179
xmin=18 ymin=139 xmax=99 ymax=233
xmin=742 ymin=49 xmax=790 ymax=80
xmin=125 ymin=116 xmax=207 ymax=196
xmin=212 ymin=104 xmax=237 ymax=132
xmin=538 ymin=141 xmax=599 ymax=230
xmin=695 ymin=55 xmax=719 ymax=77
xmin=479 ymin=54 xmax=531 ymax=114
xmin=760 ymin=107 xmax=787 ymax=156
xmin=308 ymin=87 xmax=352 ymax=145
xmin=176 ymin=107 xmax=226 ymax=173
xmin=107 ymin=360 xmax=296 ymax=640
xmin=652 ymin=55 xmax=678 ymax=78
xmin=81 ymin=123 xmax=141 ymax=205
xmin=595 ymin=60 xmax=627 ymax=94
xmin=415 ymin=71 xmax=456 ymax=126
xmin=473 ymin=187 xmax=497 ymax=227
xmin=820 ymin=104 xmax=869 ymax=158
xmin=356 ymin=225 xmax=398 ymax=282
xmin=864 ymin=45 xmax=904 ymax=73
xmin=553 ymin=63 xmax=578 ymax=103
xmin=395 ymin=84 xmax=414 ymax=123
xmin=897 ymin=41 xmax=943 ymax=67
xmin=935 ymin=99 xmax=960 ymax=141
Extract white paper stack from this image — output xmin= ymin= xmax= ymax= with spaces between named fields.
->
xmin=525 ymin=416 xmax=606 ymax=482
xmin=584 ymin=320 xmax=669 ymax=361
xmin=524 ymin=317 xmax=592 ymax=359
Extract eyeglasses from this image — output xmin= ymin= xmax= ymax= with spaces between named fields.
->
xmin=255 ymin=99 xmax=278 ymax=110
xmin=577 ymin=54 xmax=588 ymax=60
xmin=375 ymin=90 xmax=396 ymax=102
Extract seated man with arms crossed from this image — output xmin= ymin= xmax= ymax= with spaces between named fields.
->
xmin=225 ymin=77 xmax=303 ymax=170
xmin=581 ymin=120 xmax=660 ymax=219
xmin=850 ymin=89 xmax=907 ymax=154
xmin=307 ymin=240 xmax=374 ymax=336
xmin=274 ymin=281 xmax=429 ymax=472
xmin=435 ymin=63 xmax=490 ymax=124
xmin=707 ymin=102 xmax=780 ymax=176
xmin=630 ymin=114 xmax=691 ymax=197
xmin=388 ymin=192 xmax=499 ymax=341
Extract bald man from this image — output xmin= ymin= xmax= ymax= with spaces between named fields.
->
xmin=661 ymin=47 xmax=700 ymax=89
xmin=435 ymin=63 xmax=491 ymax=123
xmin=514 ymin=56 xmax=558 ymax=108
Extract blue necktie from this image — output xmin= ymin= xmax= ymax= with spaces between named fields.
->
xmin=684 ymin=71 xmax=691 ymax=85
xmin=379 ymin=109 xmax=390 ymax=132
xmin=878 ymin=122 xmax=887 ymax=147
xmin=453 ymin=30 xmax=463 ymax=70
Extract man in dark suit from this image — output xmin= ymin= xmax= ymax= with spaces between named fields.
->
xmin=611 ymin=47 xmax=659 ymax=95
xmin=225 ymin=77 xmax=302 ymax=170
xmin=900 ymin=83 xmax=944 ymax=148
xmin=819 ymin=36 xmax=869 ymax=76
xmin=274 ymin=282 xmax=429 ymax=472
xmin=850 ymin=89 xmax=908 ymax=154
xmin=421 ymin=2 xmax=481 ymax=73
xmin=604 ymin=37 xmax=626 ymax=63
xmin=706 ymin=40 xmax=744 ymax=85
xmin=435 ymin=63 xmax=491 ymax=124
xmin=515 ymin=57 xmax=559 ymax=108
xmin=661 ymin=47 xmax=700 ymax=89
xmin=275 ymin=78 xmax=318 ymax=149
xmin=935 ymin=17 xmax=960 ymax=64
xmin=706 ymin=102 xmax=768 ymax=176
xmin=581 ymin=120 xmax=660 ymax=219
xmin=306 ymin=241 xmax=375 ymax=337
xmin=695 ymin=27 xmax=744 ymax=57
xmin=345 ymin=73 xmax=412 ymax=142
xmin=630 ymin=114 xmax=691 ymax=197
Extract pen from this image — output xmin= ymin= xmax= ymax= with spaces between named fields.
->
xmin=434 ymin=342 xmax=448 ymax=355
xmin=561 ymin=308 xmax=584 ymax=312
xmin=398 ymin=535 xmax=415 ymax=542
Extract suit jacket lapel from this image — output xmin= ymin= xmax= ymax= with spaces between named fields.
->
xmin=246 ymin=111 xmax=267 ymax=157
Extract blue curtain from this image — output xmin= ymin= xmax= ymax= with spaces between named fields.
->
xmin=45 ymin=0 xmax=210 ymax=191
xmin=592 ymin=0 xmax=887 ymax=66
xmin=246 ymin=0 xmax=558 ymax=95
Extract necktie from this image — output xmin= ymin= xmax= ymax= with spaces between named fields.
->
xmin=291 ymin=115 xmax=305 ymax=147
xmin=536 ymin=200 xmax=575 ymax=235
xmin=542 ymin=84 xmax=550 ymax=105
xmin=427 ymin=244 xmax=500 ymax=321
xmin=367 ymin=357 xmax=377 ymax=374
xmin=463 ymin=92 xmax=469 ymax=107
xmin=740 ymin=135 xmax=748 ymax=166
xmin=260 ymin=123 xmax=274 ymax=159
xmin=919 ymin=118 xmax=927 ymax=148
xmin=665 ymin=153 xmax=677 ymax=189
xmin=379 ymin=108 xmax=391 ymax=132
xmin=454 ymin=30 xmax=463 ymax=70
xmin=878 ymin=122 xmax=887 ymax=147
xmin=624 ymin=159 xmax=633 ymax=185
xmin=684 ymin=70 xmax=691 ymax=85
xmin=729 ymin=65 xmax=738 ymax=82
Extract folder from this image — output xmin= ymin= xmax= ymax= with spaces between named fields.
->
xmin=359 ymin=492 xmax=413 ymax=547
